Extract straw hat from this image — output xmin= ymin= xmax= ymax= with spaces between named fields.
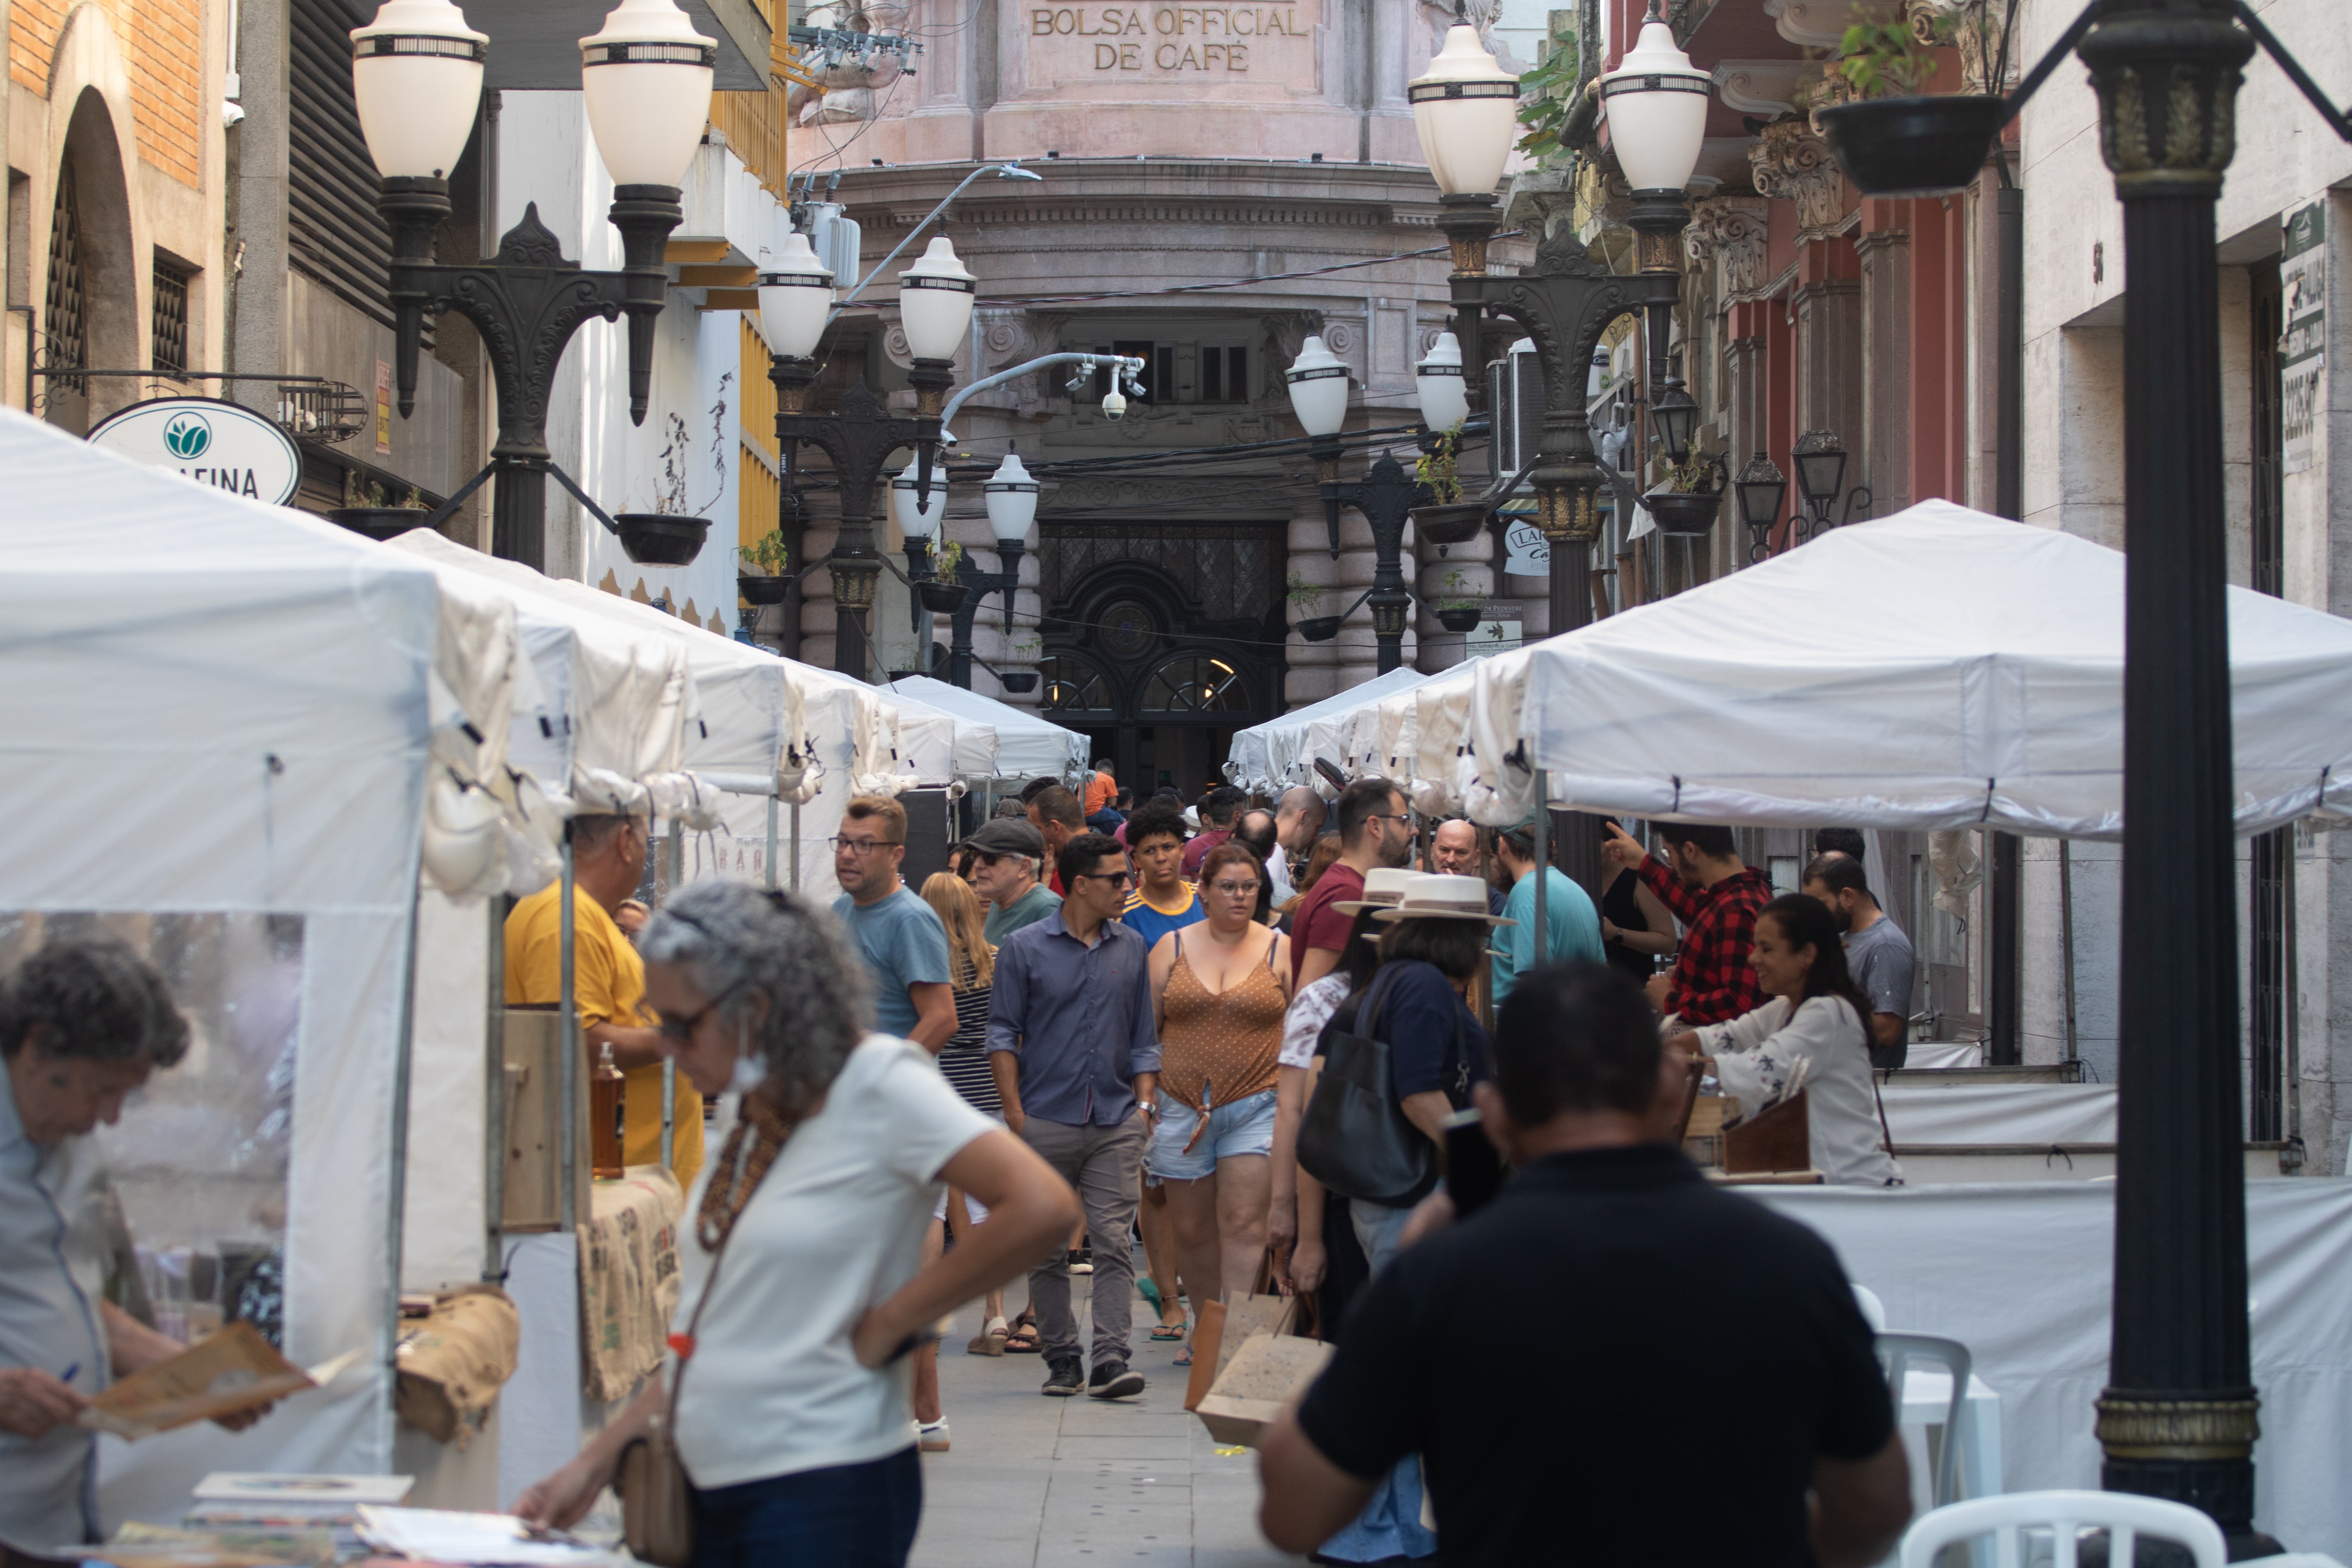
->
xmin=1373 ymin=872 xmax=1515 ymax=926
xmin=1330 ymin=865 xmax=1418 ymax=917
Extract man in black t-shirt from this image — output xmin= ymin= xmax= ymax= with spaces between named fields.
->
xmin=1258 ymin=963 xmax=1912 ymax=1568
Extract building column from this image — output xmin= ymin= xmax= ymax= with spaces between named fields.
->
xmin=1283 ymin=500 xmax=1342 ymax=706
xmin=1857 ymin=199 xmax=1914 ymax=516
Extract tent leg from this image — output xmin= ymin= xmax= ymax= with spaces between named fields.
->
xmin=484 ymin=895 xmax=507 ymax=1283
xmin=382 ymin=877 xmax=424 ymax=1384
xmin=560 ymin=834 xmax=579 ymax=1236
xmin=791 ymin=800 xmax=802 ymax=893
xmin=661 ymin=827 xmax=681 ymax=1170
xmin=2059 ymin=840 xmax=2079 ymax=1064
xmin=1532 ymin=770 xmax=1549 ymax=971
xmin=766 ymin=793 xmax=780 ymax=891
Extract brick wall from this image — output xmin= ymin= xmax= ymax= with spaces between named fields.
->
xmin=11 ymin=0 xmax=207 ymax=187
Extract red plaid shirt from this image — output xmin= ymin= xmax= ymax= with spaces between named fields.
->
xmin=1637 ymin=860 xmax=1774 ymax=1026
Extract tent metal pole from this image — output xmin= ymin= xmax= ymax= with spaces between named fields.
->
xmin=2285 ymin=844 xmax=2302 ymax=1157
xmin=381 ymin=877 xmax=424 ymax=1383
xmin=559 ymin=834 xmax=579 ymax=1235
xmin=484 ymin=896 xmax=506 ymax=1283
xmin=1532 ymin=770 xmax=1550 ymax=968
xmin=661 ymin=825 xmax=681 ymax=1170
xmin=2059 ymin=840 xmax=2079 ymax=1064
xmin=791 ymin=800 xmax=802 ymax=893
xmin=766 ymin=793 xmax=780 ymax=890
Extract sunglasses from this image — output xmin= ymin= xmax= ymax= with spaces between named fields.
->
xmin=658 ymin=983 xmax=745 ymax=1045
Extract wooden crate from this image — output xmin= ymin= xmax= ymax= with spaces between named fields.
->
xmin=1723 ymin=1089 xmax=1811 ymax=1175
xmin=502 ymin=1008 xmax=592 ymax=1234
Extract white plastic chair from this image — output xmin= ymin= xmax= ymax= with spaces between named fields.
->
xmin=1877 ymin=1332 xmax=1972 ymax=1506
xmin=1899 ymin=1490 xmax=2226 ymax=1568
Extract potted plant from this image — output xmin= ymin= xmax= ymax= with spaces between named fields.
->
xmin=1644 ymin=454 xmax=1725 ymax=536
xmin=999 ymin=633 xmax=1041 ymax=692
xmin=328 ymin=481 xmax=431 ymax=541
xmin=1813 ymin=6 xmax=2007 ymax=199
xmin=616 ymin=406 xmax=722 ymax=566
xmin=1431 ymin=569 xmax=1486 ymax=633
xmin=1408 ymin=434 xmax=1488 ymax=548
xmin=918 ymin=539 xmax=970 ymax=613
xmin=737 ymin=529 xmax=792 ymax=604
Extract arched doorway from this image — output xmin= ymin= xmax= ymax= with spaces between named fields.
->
xmin=40 ymin=90 xmax=138 ymax=436
xmin=1036 ymin=533 xmax=1281 ymax=797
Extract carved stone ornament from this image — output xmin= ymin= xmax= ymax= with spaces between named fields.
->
xmin=1712 ymin=59 xmax=1813 ymax=118
xmin=981 ymin=309 xmax=1070 ymax=372
xmin=2093 ymin=1396 xmax=2261 ymax=1461
xmin=1686 ymin=196 xmax=1773 ymax=299
xmin=1908 ymin=0 xmax=2007 ymax=95
xmin=1262 ymin=312 xmax=1326 ymax=368
xmin=2087 ymin=52 xmax=2248 ymax=193
xmin=881 ymin=323 xmax=915 ymax=371
xmin=1750 ymin=121 xmax=1846 ymax=241
xmin=1763 ymin=0 xmax=1861 ymax=49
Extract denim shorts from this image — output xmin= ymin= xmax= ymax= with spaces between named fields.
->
xmin=1147 ymin=1088 xmax=1278 ymax=1181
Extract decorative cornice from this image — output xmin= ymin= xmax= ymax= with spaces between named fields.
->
xmin=1041 ymin=475 xmax=1288 ymax=514
xmin=1909 ymin=0 xmax=2010 ymax=94
xmin=881 ymin=201 xmax=1396 ymax=232
xmin=1712 ymin=59 xmax=1812 ymax=118
xmin=1750 ymin=121 xmax=1847 ymax=241
xmin=1685 ymin=196 xmax=1772 ymax=299
xmin=1764 ymin=0 xmax=1862 ymax=48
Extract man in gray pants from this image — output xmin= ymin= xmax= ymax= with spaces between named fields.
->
xmin=988 ymin=832 xmax=1160 ymax=1401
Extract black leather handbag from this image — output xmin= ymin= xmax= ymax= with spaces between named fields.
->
xmin=1295 ymin=967 xmax=1446 ymax=1209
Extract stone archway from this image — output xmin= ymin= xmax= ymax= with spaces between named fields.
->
xmin=41 ymin=87 xmax=138 ymax=434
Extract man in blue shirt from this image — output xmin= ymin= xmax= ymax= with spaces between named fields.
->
xmin=990 ymin=833 xmax=1161 ymax=1402
xmin=830 ymin=795 xmax=956 ymax=1050
xmin=1490 ymin=821 xmax=1605 ymax=1006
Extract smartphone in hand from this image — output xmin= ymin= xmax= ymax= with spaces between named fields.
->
xmin=1440 ymin=1107 xmax=1507 ymax=1218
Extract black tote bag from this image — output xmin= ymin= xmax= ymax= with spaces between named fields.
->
xmin=1295 ymin=967 xmax=1445 ymax=1209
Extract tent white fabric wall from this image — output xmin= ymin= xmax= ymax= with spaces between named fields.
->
xmin=0 ymin=410 xmax=521 ymax=1524
xmin=1226 ymin=666 xmax=1437 ymax=794
xmin=882 ymin=676 xmax=1089 ymax=781
xmin=1517 ymin=503 xmax=2352 ymax=836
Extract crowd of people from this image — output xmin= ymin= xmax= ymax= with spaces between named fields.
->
xmin=0 ymin=754 xmax=1926 ymax=1568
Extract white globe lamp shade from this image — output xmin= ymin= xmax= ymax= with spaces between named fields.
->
xmin=1415 ymin=332 xmax=1470 ymax=433
xmin=1598 ymin=17 xmax=1711 ymax=193
xmin=757 ymin=233 xmax=835 ymax=359
xmin=984 ymin=453 xmax=1040 ymax=544
xmin=899 ymin=237 xmax=978 ymax=363
xmin=1284 ymin=335 xmax=1351 ymax=438
xmin=349 ymin=0 xmax=487 ymax=180
xmin=890 ymin=472 xmax=947 ymax=540
xmin=1409 ymin=25 xmax=1520 ymax=199
xmin=579 ymin=0 xmax=716 ymax=189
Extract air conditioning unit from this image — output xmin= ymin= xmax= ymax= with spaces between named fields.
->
xmin=797 ymin=202 xmax=863 ymax=291
xmin=1486 ymin=339 xmax=1546 ymax=485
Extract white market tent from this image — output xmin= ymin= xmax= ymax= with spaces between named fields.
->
xmin=882 ymin=675 xmax=1090 ymax=781
xmin=1515 ymin=501 xmax=2352 ymax=837
xmin=0 ymin=410 xmax=525 ymax=1522
xmin=1225 ymin=664 xmax=1439 ymax=794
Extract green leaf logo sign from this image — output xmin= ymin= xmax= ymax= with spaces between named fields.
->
xmin=163 ymin=413 xmax=212 ymax=460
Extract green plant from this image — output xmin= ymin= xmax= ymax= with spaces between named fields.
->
xmin=1437 ymin=568 xmax=1481 ymax=611
xmin=1415 ymin=433 xmax=1463 ymax=504
xmin=933 ymin=539 xmax=966 ymax=578
xmin=1514 ymin=33 xmax=1581 ymax=159
xmin=1834 ymin=9 xmax=1941 ymax=99
xmin=1011 ymin=633 xmax=1042 ymax=658
xmin=1285 ymin=572 xmax=1325 ymax=609
xmin=1661 ymin=454 xmax=1715 ymax=495
xmin=738 ymin=528 xmax=790 ymax=575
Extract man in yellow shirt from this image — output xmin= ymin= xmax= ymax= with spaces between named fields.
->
xmin=504 ymin=813 xmax=704 ymax=1189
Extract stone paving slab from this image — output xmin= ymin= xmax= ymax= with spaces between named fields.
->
xmin=909 ymin=1274 xmax=1301 ymax=1568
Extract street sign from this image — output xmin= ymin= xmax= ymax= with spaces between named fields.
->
xmin=2281 ymin=202 xmax=2325 ymax=477
xmin=1503 ymin=513 xmax=1549 ymax=575
xmin=87 ymin=396 xmax=303 ymax=506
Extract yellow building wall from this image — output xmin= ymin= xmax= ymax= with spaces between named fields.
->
xmin=11 ymin=0 xmax=207 ymax=186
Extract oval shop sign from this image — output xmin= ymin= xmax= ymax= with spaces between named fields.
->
xmin=88 ymin=396 xmax=303 ymax=506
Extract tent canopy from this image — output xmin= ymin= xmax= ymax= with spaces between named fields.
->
xmin=1226 ymin=665 xmax=1440 ymax=794
xmin=883 ymin=676 xmax=1089 ymax=781
xmin=1518 ymin=501 xmax=2352 ymax=838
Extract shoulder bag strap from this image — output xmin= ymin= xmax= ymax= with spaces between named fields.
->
xmin=661 ymin=1127 xmax=778 ymax=1434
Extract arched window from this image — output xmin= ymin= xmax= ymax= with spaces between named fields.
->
xmin=1040 ymin=653 xmax=1113 ymax=713
xmin=1141 ymin=655 xmax=1249 ymax=713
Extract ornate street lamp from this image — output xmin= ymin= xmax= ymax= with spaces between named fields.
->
xmin=763 ymin=234 xmax=978 ymax=678
xmin=1733 ymin=451 xmax=1786 ymax=564
xmin=353 ymin=0 xmax=714 ymax=571
xmin=928 ymin=452 xmax=1037 ymax=691
xmin=1790 ymin=430 xmax=1872 ymax=541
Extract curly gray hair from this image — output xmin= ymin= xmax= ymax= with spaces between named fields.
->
xmin=640 ymin=883 xmax=868 ymax=1112
xmin=1 ymin=939 xmax=190 ymax=1065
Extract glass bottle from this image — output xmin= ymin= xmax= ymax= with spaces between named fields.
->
xmin=591 ymin=1041 xmax=626 ymax=1180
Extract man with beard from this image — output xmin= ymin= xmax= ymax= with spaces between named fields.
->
xmin=1804 ymin=853 xmax=1916 ymax=1070
xmin=1289 ymin=779 xmax=1414 ymax=991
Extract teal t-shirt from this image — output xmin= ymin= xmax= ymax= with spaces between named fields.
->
xmin=832 ymin=884 xmax=952 ymax=1038
xmin=1492 ymin=866 xmax=1606 ymax=1005
xmin=983 ymin=883 xmax=1063 ymax=946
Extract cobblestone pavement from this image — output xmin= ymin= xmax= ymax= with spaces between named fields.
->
xmin=911 ymin=1276 xmax=1303 ymax=1568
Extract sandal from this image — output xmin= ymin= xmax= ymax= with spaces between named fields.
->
xmin=1138 ymin=1278 xmax=1165 ymax=1314
xmin=965 ymin=1315 xmax=1010 ymax=1356
xmin=1173 ymin=1346 xmax=1193 ymax=1367
xmin=1150 ymin=1320 xmax=1186 ymax=1342
xmin=1003 ymin=1321 xmax=1043 ymax=1354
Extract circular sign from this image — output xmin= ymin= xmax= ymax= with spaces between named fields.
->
xmin=87 ymin=396 xmax=303 ymax=506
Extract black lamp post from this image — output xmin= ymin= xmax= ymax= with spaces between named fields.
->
xmin=352 ymin=0 xmax=715 ymax=573
xmin=925 ymin=453 xmax=1038 ymax=690
xmin=1733 ymin=451 xmax=1787 ymax=564
xmin=760 ymin=234 xmax=978 ymax=679
xmin=1790 ymin=430 xmax=1873 ymax=542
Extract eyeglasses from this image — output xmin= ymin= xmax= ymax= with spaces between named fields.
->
xmin=1075 ymin=869 xmax=1134 ymax=887
xmin=1363 ymin=813 xmax=1410 ymax=829
xmin=830 ymin=836 xmax=899 ymax=857
xmin=658 ymin=984 xmax=744 ymax=1045
xmin=1208 ymin=879 xmax=1260 ymax=897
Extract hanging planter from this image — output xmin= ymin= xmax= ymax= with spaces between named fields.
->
xmin=1816 ymin=95 xmax=2006 ymax=199
xmin=917 ymin=579 xmax=970 ymax=614
xmin=1296 ymin=616 xmax=1342 ymax=643
xmin=737 ymin=572 xmax=793 ymax=605
xmin=1434 ymin=605 xmax=1485 ymax=634
xmin=1410 ymin=500 xmax=1488 ymax=547
xmin=1644 ymin=489 xmax=1723 ymax=536
xmin=614 ymin=513 xmax=709 ymax=566
xmin=327 ymin=506 xmax=432 ymax=541
xmin=998 ymin=671 xmax=1039 ymax=694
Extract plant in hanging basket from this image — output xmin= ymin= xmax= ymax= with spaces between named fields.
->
xmin=1435 ymin=604 xmax=1485 ymax=634
xmin=1816 ymin=8 xmax=2004 ymax=198
xmin=738 ymin=573 xmax=793 ymax=605
xmin=615 ymin=513 xmax=710 ymax=566
xmin=998 ymin=671 xmax=1040 ymax=694
xmin=736 ymin=527 xmax=792 ymax=603
xmin=1644 ymin=488 xmax=1723 ymax=536
xmin=917 ymin=579 xmax=970 ymax=613
xmin=1296 ymin=616 xmax=1342 ymax=643
xmin=326 ymin=506 xmax=431 ymax=541
xmin=1410 ymin=500 xmax=1489 ymax=547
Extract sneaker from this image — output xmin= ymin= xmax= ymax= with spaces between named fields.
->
xmin=917 ymin=1418 xmax=950 ymax=1452
xmin=1087 ymin=1360 xmax=1146 ymax=1400
xmin=1041 ymin=1356 xmax=1084 ymax=1397
xmin=1068 ymin=1245 xmax=1093 ymax=1276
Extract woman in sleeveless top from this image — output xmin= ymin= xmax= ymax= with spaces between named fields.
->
xmin=1145 ymin=841 xmax=1291 ymax=1363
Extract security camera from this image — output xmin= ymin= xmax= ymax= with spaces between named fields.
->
xmin=1102 ymin=389 xmax=1127 ymax=422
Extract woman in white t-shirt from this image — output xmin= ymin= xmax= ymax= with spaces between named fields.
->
xmin=514 ymin=883 xmax=1079 ymax=1567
